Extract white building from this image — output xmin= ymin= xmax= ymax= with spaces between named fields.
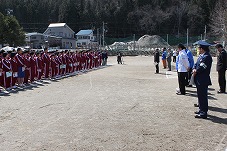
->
xmin=43 ymin=23 xmax=76 ymax=49
xmin=25 ymin=32 xmax=44 ymax=49
xmin=76 ymin=30 xmax=98 ymax=48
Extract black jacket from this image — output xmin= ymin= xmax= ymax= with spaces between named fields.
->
xmin=217 ymin=49 xmax=227 ymax=71
xmin=154 ymin=51 xmax=160 ymax=63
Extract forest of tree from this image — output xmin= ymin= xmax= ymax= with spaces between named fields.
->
xmin=0 ymin=0 xmax=226 ymax=41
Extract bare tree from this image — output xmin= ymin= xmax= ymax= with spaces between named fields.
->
xmin=172 ymin=1 xmax=190 ymax=37
xmin=210 ymin=0 xmax=227 ymax=42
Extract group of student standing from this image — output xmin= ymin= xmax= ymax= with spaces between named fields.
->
xmin=0 ymin=48 xmax=107 ymax=92
xmin=154 ymin=42 xmax=226 ymax=119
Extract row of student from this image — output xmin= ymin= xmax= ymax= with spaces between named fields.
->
xmin=0 ymin=48 xmax=104 ymax=91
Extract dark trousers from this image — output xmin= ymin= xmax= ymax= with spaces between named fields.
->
xmin=155 ymin=63 xmax=159 ymax=73
xmin=186 ymin=68 xmax=192 ymax=85
xmin=178 ymin=72 xmax=188 ymax=94
xmin=173 ymin=56 xmax=176 ymax=63
xmin=167 ymin=61 xmax=171 ymax=70
xmin=218 ymin=70 xmax=226 ymax=92
xmin=196 ymin=84 xmax=208 ymax=114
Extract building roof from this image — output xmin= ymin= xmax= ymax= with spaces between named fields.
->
xmin=48 ymin=23 xmax=66 ymax=28
xmin=44 ymin=23 xmax=75 ymax=35
xmin=76 ymin=30 xmax=93 ymax=36
xmin=26 ymin=32 xmax=44 ymax=36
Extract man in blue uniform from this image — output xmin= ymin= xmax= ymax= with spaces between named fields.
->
xmin=192 ymin=41 xmax=212 ymax=119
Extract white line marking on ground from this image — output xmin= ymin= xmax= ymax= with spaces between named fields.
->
xmin=166 ymin=71 xmax=169 ymax=79
xmin=215 ymin=132 xmax=227 ymax=151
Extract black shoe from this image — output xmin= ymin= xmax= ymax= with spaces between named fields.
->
xmin=195 ymin=114 xmax=207 ymax=119
xmin=176 ymin=92 xmax=185 ymax=95
xmin=217 ymin=90 xmax=225 ymax=94
xmin=186 ymin=85 xmax=193 ymax=87
xmin=194 ymin=104 xmax=199 ymax=107
xmin=194 ymin=111 xmax=200 ymax=114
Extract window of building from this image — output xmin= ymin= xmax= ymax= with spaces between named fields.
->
xmin=31 ymin=36 xmax=37 ymax=39
xmin=82 ymin=42 xmax=86 ymax=45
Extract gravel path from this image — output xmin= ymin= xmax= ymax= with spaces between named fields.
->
xmin=0 ymin=56 xmax=226 ymax=151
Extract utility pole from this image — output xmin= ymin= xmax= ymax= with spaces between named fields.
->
xmin=167 ymin=34 xmax=169 ymax=44
xmin=97 ymin=28 xmax=99 ymax=49
xmin=102 ymin=22 xmax=105 ymax=48
xmin=186 ymin=28 xmax=189 ymax=47
xmin=201 ymin=34 xmax=203 ymax=41
xmin=204 ymin=25 xmax=207 ymax=40
xmin=222 ymin=24 xmax=226 ymax=47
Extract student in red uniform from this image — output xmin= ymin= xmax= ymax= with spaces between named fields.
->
xmin=68 ymin=52 xmax=73 ymax=73
xmin=85 ymin=52 xmax=89 ymax=70
xmin=50 ymin=54 xmax=57 ymax=78
xmin=58 ymin=51 xmax=63 ymax=76
xmin=16 ymin=48 xmax=26 ymax=87
xmin=88 ymin=52 xmax=93 ymax=69
xmin=0 ymin=50 xmax=4 ymax=89
xmin=2 ymin=52 xmax=12 ymax=90
xmin=71 ymin=52 xmax=76 ymax=72
xmin=54 ymin=52 xmax=60 ymax=77
xmin=10 ymin=52 xmax=18 ymax=88
xmin=42 ymin=48 xmax=51 ymax=78
xmin=94 ymin=52 xmax=99 ymax=68
xmin=76 ymin=52 xmax=82 ymax=71
xmin=81 ymin=52 xmax=86 ymax=71
xmin=23 ymin=50 xmax=31 ymax=84
xmin=35 ymin=51 xmax=43 ymax=81
xmin=29 ymin=51 xmax=36 ymax=83
xmin=65 ymin=50 xmax=70 ymax=74
xmin=61 ymin=51 xmax=67 ymax=75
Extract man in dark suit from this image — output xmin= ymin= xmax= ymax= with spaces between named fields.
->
xmin=166 ymin=48 xmax=172 ymax=71
xmin=154 ymin=49 xmax=160 ymax=74
xmin=216 ymin=44 xmax=226 ymax=93
xmin=192 ymin=41 xmax=213 ymax=119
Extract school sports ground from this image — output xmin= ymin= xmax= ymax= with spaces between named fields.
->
xmin=0 ymin=56 xmax=226 ymax=151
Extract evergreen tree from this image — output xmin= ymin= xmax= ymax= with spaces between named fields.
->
xmin=1 ymin=15 xmax=25 ymax=46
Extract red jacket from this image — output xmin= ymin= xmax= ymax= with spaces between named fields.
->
xmin=15 ymin=54 xmax=25 ymax=67
xmin=11 ymin=58 xmax=18 ymax=72
xmin=2 ymin=59 xmax=12 ymax=72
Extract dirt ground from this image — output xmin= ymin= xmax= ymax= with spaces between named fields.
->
xmin=0 ymin=56 xmax=226 ymax=151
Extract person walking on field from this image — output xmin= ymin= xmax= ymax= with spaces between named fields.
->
xmin=102 ymin=50 xmax=108 ymax=66
xmin=154 ymin=49 xmax=160 ymax=74
xmin=162 ymin=48 xmax=167 ymax=69
xmin=216 ymin=44 xmax=227 ymax=93
xmin=167 ymin=48 xmax=172 ymax=71
xmin=117 ymin=52 xmax=122 ymax=64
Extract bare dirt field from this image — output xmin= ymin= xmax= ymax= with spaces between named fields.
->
xmin=0 ymin=56 xmax=226 ymax=151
